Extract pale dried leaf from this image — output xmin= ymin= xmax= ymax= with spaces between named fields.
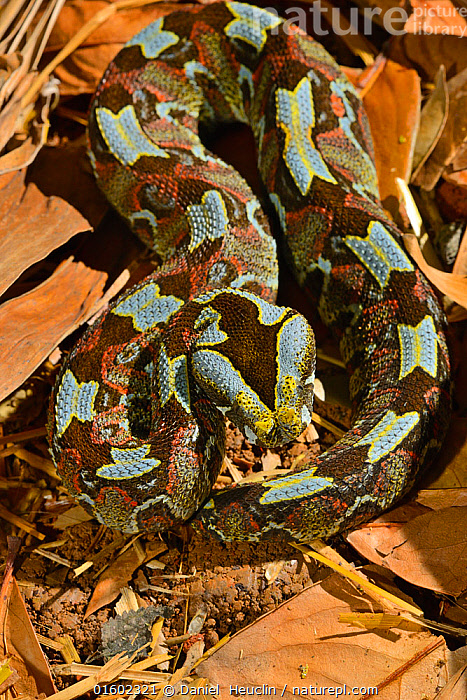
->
xmin=362 ymin=60 xmax=420 ymax=214
xmin=4 ymin=578 xmax=56 ymax=696
xmin=85 ymin=544 xmax=146 ymax=618
xmin=403 ymin=233 xmax=467 ymax=308
xmin=434 ymin=663 xmax=467 ymax=699
xmin=261 ymin=450 xmax=281 ymax=471
xmin=198 ymin=573 xmax=447 ymax=699
xmin=53 ymin=505 xmax=95 ymax=530
xmin=347 ymin=506 xmax=467 ymax=596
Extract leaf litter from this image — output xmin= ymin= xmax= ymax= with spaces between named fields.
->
xmin=0 ymin=0 xmax=467 ymax=698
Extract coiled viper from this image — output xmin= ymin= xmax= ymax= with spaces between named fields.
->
xmin=48 ymin=2 xmax=451 ymax=541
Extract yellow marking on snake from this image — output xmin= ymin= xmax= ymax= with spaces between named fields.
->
xmin=355 ymin=410 xmax=419 ymax=463
xmin=398 ymin=316 xmax=439 ymax=380
xmin=97 ymin=446 xmax=161 ymax=479
xmin=96 ymin=105 xmax=169 ymax=166
xmin=276 ymin=76 xmax=337 ymax=195
xmin=158 ymin=345 xmax=191 ymax=413
xmin=112 ymin=283 xmax=183 ymax=332
xmin=345 ymin=221 xmax=414 ymax=288
xmin=55 ymin=370 xmax=99 ymax=437
xmin=225 ymin=2 xmax=281 ymax=51
xmin=260 ymin=466 xmax=333 ymax=504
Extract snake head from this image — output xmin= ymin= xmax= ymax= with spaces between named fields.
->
xmin=188 ymin=288 xmax=315 ymax=447
xmin=253 ymin=396 xmax=308 ymax=445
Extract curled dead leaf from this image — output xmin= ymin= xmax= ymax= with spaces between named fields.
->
xmin=348 ymin=505 xmax=467 ymax=596
xmin=387 ymin=33 xmax=467 ymax=83
xmin=403 ymin=233 xmax=467 ymax=309
xmin=412 ymin=67 xmax=467 ymax=191
xmin=85 ymin=542 xmax=146 ymax=618
xmin=411 ymin=65 xmax=449 ymax=179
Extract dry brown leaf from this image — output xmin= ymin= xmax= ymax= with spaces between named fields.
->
xmin=0 ymin=133 xmax=45 ymax=174
xmin=51 ymin=42 xmax=127 ymax=95
xmin=436 ymin=180 xmax=467 ymax=222
xmin=0 ymin=169 xmax=90 ymax=297
xmin=434 ymin=663 xmax=467 ymax=700
xmin=347 ymin=505 xmax=467 ymax=596
xmin=197 ymin=573 xmax=447 ymax=699
xmin=0 ymin=257 xmax=106 ymax=402
xmin=260 ymin=450 xmax=281 ymax=471
xmin=44 ymin=1 xmax=189 ymax=94
xmin=0 ymin=73 xmax=36 ymax=153
xmin=405 ymin=0 xmax=467 ymax=37
xmin=85 ymin=543 xmax=146 ymax=618
xmin=28 ymin=140 xmax=108 ymax=229
xmin=354 ymin=54 xmax=387 ymax=97
xmin=0 ymin=0 xmax=66 ymax=173
xmin=340 ymin=65 xmax=362 ymax=88
xmin=53 ymin=505 xmax=95 ymax=530
xmin=442 ymin=594 xmax=467 ymax=629
xmin=45 ymin=0 xmax=184 ymax=50
xmin=452 ymin=224 xmax=467 ymax=277
xmin=388 ymin=32 xmax=467 ymax=84
xmin=417 ymin=488 xmax=467 ymax=510
xmin=2 ymin=577 xmax=56 ymax=696
xmin=413 ymin=67 xmax=467 ymax=190
xmin=411 ymin=65 xmax=448 ymax=178
xmin=403 ymin=233 xmax=467 ymax=308
xmin=362 ymin=60 xmax=420 ymax=215
xmin=345 ymin=0 xmax=407 ymax=32
xmin=421 ymin=416 xmax=467 ymax=489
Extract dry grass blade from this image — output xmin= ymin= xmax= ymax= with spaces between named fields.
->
xmin=20 ymin=0 xmax=166 ymax=111
xmin=53 ymin=660 xmax=171 ymax=684
xmin=0 ymin=501 xmax=45 ymax=539
xmin=49 ymin=654 xmax=138 ymax=700
xmin=311 ymin=411 xmax=345 ymax=438
xmin=0 ymin=0 xmax=65 ymax=172
xmin=0 ymin=0 xmax=29 ymax=44
xmin=292 ymin=543 xmax=423 ymax=616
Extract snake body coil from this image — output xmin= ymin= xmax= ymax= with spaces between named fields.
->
xmin=48 ymin=2 xmax=451 ymax=541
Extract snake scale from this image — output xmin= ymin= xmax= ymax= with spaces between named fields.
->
xmin=48 ymin=1 xmax=451 ymax=542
